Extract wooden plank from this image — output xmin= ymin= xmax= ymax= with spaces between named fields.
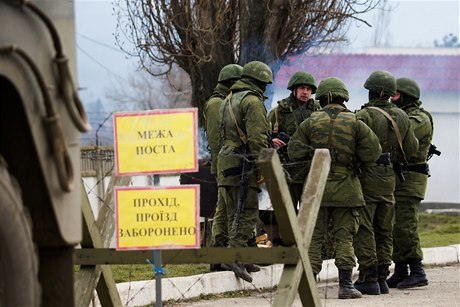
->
xmin=97 ymin=175 xmax=132 ymax=248
xmin=257 ymin=149 xmax=297 ymax=245
xmin=257 ymin=149 xmax=306 ymax=306
xmin=74 ymin=181 xmax=104 ymax=307
xmin=93 ymin=175 xmax=131 ymax=306
xmin=74 ymin=179 xmax=123 ymax=307
xmin=74 ymin=265 xmax=102 ymax=307
xmin=296 ymin=149 xmax=330 ymax=307
xmin=74 ymin=247 xmax=300 ymax=265
xmin=96 ymin=266 xmax=123 ymax=307
xmin=258 ymin=149 xmax=329 ymax=307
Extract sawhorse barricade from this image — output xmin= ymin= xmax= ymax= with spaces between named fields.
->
xmin=74 ymin=148 xmax=330 ymax=307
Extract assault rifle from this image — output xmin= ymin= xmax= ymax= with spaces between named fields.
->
xmin=427 ymin=144 xmax=441 ymax=161
xmin=269 ymin=131 xmax=291 ymax=160
xmin=232 ymin=149 xmax=252 ymax=232
xmin=393 ymin=162 xmax=405 ymax=183
xmin=376 ymin=152 xmax=391 ymax=165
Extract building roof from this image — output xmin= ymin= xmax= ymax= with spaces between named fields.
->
xmin=275 ymin=53 xmax=460 ymax=92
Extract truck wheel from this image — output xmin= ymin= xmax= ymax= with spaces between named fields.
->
xmin=0 ymin=163 xmax=40 ymax=306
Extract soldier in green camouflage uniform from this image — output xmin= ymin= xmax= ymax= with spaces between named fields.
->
xmin=217 ymin=61 xmax=272 ymax=283
xmin=203 ymin=64 xmax=243 ymax=271
xmin=267 ymin=71 xmax=320 ymax=211
xmin=287 ymin=77 xmax=382 ymax=299
xmin=387 ymin=78 xmax=433 ymax=289
xmin=353 ymin=71 xmax=419 ymax=295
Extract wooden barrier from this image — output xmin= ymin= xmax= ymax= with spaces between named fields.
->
xmin=74 ymin=148 xmax=330 ymax=307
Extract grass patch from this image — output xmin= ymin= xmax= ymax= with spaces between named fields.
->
xmin=418 ymin=212 xmax=460 ymax=248
xmin=108 ymin=264 xmax=209 ymax=283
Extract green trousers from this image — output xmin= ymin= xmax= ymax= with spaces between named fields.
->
xmin=309 ymin=207 xmax=360 ymax=274
xmin=392 ymin=194 xmax=424 ymax=263
xmin=354 ymin=166 xmax=395 ymax=268
xmin=219 ymin=186 xmax=259 ymax=247
xmin=210 ymin=187 xmax=228 ymax=247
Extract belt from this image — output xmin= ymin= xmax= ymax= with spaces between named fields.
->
xmin=402 ymin=163 xmax=429 ymax=175
xmin=332 ymin=165 xmax=352 ymax=174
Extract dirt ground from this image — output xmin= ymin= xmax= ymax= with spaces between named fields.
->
xmin=178 ymin=264 xmax=460 ymax=307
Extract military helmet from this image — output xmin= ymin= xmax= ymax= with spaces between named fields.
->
xmin=241 ymin=61 xmax=273 ymax=84
xmin=218 ymin=64 xmax=243 ymax=82
xmin=316 ymin=77 xmax=349 ymax=102
xmin=364 ymin=70 xmax=396 ymax=96
xmin=287 ymin=71 xmax=317 ymax=93
xmin=396 ymin=77 xmax=421 ymax=99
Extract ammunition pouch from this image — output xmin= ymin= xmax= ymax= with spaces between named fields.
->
xmin=376 ymin=152 xmax=391 ymax=166
xmin=402 ymin=163 xmax=430 ymax=176
xmin=221 ymin=165 xmax=243 ymax=177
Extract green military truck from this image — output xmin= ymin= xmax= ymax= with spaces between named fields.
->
xmin=0 ymin=1 xmax=88 ymax=306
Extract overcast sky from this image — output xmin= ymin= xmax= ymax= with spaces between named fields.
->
xmin=74 ymin=0 xmax=460 ymax=105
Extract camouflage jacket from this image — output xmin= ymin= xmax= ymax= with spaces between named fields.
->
xmin=395 ymin=100 xmax=434 ymax=198
xmin=203 ymin=83 xmax=231 ymax=175
xmin=268 ymin=94 xmax=320 ymax=136
xmin=217 ymin=79 xmax=270 ymax=187
xmin=267 ymin=95 xmax=320 ymax=183
xmin=356 ymin=98 xmax=419 ymax=165
xmin=287 ymin=103 xmax=382 ymax=207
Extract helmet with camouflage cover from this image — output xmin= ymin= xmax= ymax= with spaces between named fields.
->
xmin=316 ymin=77 xmax=349 ymax=102
xmin=364 ymin=70 xmax=396 ymax=96
xmin=241 ymin=61 xmax=273 ymax=84
xmin=396 ymin=77 xmax=420 ymax=99
xmin=287 ymin=71 xmax=317 ymax=93
xmin=218 ymin=64 xmax=243 ymax=82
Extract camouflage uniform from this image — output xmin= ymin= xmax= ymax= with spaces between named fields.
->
xmin=204 ymin=64 xmax=242 ymax=252
xmin=387 ymin=78 xmax=433 ymax=289
xmin=267 ymin=71 xmax=320 ymax=210
xmin=353 ymin=70 xmax=419 ymax=295
xmin=217 ymin=61 xmax=272 ymax=282
xmin=287 ymin=77 xmax=382 ymax=299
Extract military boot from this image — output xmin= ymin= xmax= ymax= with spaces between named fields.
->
xmin=377 ymin=264 xmax=390 ymax=294
xmin=210 ymin=264 xmax=222 ymax=272
xmin=354 ymin=265 xmax=380 ymax=295
xmin=209 ymin=241 xmax=228 ymax=272
xmin=221 ymin=263 xmax=253 ymax=283
xmin=245 ymin=263 xmax=261 ymax=273
xmin=338 ymin=269 xmax=362 ymax=299
xmin=386 ymin=262 xmax=408 ymax=288
xmin=397 ymin=259 xmax=428 ymax=288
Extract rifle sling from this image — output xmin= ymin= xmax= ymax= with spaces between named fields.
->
xmin=227 ymin=92 xmax=248 ymax=145
xmin=367 ymin=106 xmax=407 ymax=162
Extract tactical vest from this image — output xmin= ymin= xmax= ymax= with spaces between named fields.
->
xmin=219 ymin=90 xmax=261 ymax=149
xmin=309 ymin=106 xmax=357 ymax=175
xmin=271 ymin=96 xmax=320 ymax=135
xmin=203 ymin=85 xmax=229 ymax=122
xmin=407 ymin=106 xmax=433 ymax=164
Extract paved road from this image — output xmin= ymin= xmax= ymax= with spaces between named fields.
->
xmin=172 ymin=264 xmax=460 ymax=307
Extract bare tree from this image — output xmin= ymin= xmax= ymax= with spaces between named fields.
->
xmin=105 ymin=64 xmax=192 ymax=111
xmin=371 ymin=0 xmax=395 ymax=48
xmin=114 ymin=0 xmax=382 ymax=122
